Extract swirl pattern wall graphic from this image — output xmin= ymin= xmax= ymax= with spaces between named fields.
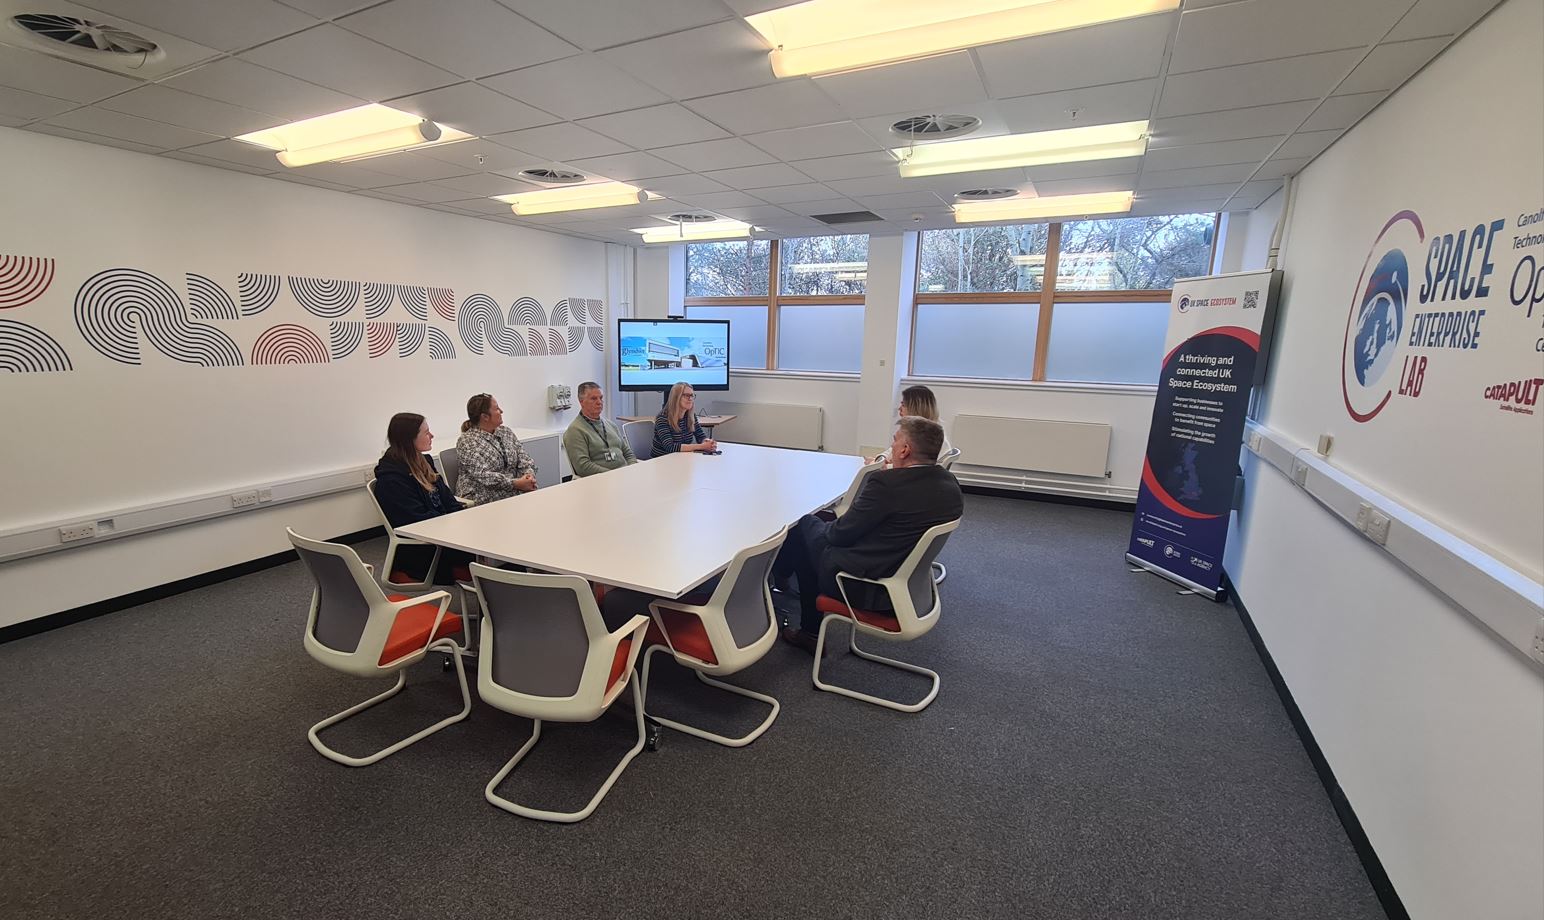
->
xmin=546 ymin=328 xmax=569 ymax=355
xmin=75 ymin=269 xmax=243 ymax=367
xmin=429 ymin=287 xmax=455 ymax=321
xmin=586 ymin=299 xmax=604 ymax=325
xmin=252 ymin=324 xmax=328 ymax=365
xmin=396 ymin=322 xmax=426 ymax=357
xmin=551 ymin=298 xmax=572 ymax=326
xmin=587 ymin=326 xmax=604 ymax=351
xmin=289 ymin=276 xmax=360 ymax=318
xmin=186 ymin=273 xmax=239 ymax=321
xmin=565 ymin=326 xmax=585 ymax=353
xmin=329 ymin=320 xmax=364 ymax=359
xmin=0 ymin=320 xmax=72 ymax=372
xmin=526 ymin=328 xmax=548 ymax=356
xmin=571 ymin=298 xmax=587 ymax=324
xmin=399 ymin=286 xmax=429 ymax=320
xmin=511 ymin=296 xmax=546 ymax=326
xmin=426 ymin=326 xmax=456 ymax=360
xmin=0 ymin=255 xmax=56 ymax=309
xmin=458 ymin=294 xmax=524 ymax=356
xmin=238 ymin=273 xmax=280 ymax=317
xmin=362 ymin=282 xmax=395 ymax=319
xmin=367 ymin=322 xmax=396 ymax=358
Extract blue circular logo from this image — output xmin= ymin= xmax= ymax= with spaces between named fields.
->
xmin=1352 ymin=248 xmax=1407 ymax=387
xmin=1177 ymin=295 xmax=1191 ymax=313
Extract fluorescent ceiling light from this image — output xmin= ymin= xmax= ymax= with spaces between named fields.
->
xmin=236 ymin=104 xmax=472 ymax=168
xmin=896 ymin=121 xmax=1148 ymax=177
xmin=630 ymin=220 xmax=754 ymax=244
xmin=953 ymin=191 xmax=1134 ymax=223
xmin=494 ymin=182 xmax=656 ymax=216
xmin=746 ymin=0 xmax=1179 ymax=77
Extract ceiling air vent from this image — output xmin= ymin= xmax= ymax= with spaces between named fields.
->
xmin=811 ymin=210 xmax=882 ymax=225
xmin=9 ymin=13 xmax=160 ymax=58
xmin=518 ymin=167 xmax=586 ymax=185
xmin=889 ymin=114 xmax=981 ymax=141
xmin=665 ymin=213 xmax=717 ymax=223
xmin=955 ymin=188 xmax=1018 ymax=201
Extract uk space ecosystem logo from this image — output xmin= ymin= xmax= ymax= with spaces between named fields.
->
xmin=1342 ymin=210 xmax=1424 ymax=422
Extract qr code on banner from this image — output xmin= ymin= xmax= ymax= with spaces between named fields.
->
xmin=1243 ymin=289 xmax=1259 ymax=309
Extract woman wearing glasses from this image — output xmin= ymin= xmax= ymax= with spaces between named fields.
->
xmin=650 ymin=381 xmax=717 ymax=458
xmin=455 ymin=393 xmax=538 ymax=505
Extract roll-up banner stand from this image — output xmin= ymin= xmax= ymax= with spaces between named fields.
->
xmin=1127 ymin=268 xmax=1282 ymax=599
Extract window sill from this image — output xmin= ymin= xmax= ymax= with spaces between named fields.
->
xmin=900 ymin=375 xmax=1158 ymax=397
xmin=730 ymin=368 xmax=861 ymax=383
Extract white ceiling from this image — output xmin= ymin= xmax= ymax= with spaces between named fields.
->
xmin=0 ymin=0 xmax=1503 ymax=245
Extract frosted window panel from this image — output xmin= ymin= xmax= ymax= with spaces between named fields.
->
xmin=684 ymin=305 xmax=767 ymax=368
xmin=777 ymin=304 xmax=863 ymax=372
xmin=912 ymin=303 xmax=1038 ymax=379
xmin=1044 ymin=301 xmax=1169 ymax=384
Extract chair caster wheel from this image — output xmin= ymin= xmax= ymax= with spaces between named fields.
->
xmin=644 ymin=722 xmax=662 ymax=752
xmin=441 ymin=654 xmax=454 ymax=671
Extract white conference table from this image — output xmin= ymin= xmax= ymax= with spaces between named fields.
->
xmin=397 ymin=443 xmax=863 ymax=598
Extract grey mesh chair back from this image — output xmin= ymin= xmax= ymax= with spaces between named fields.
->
xmin=439 ymin=447 xmax=461 ymax=493
xmin=905 ymin=529 xmax=954 ymax=615
xmin=478 ymin=576 xmax=590 ymax=699
xmin=294 ymin=541 xmax=373 ymax=653
xmin=717 ymin=538 xmax=783 ymax=649
xmin=621 ymin=419 xmax=653 ymax=460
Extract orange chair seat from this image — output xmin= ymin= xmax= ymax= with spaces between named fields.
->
xmin=380 ymin=594 xmax=463 ymax=665
xmin=646 ymin=607 xmax=719 ymax=665
xmin=816 ymin=594 xmax=901 ymax=633
xmin=390 ymin=564 xmax=472 ymax=585
xmin=607 ymin=638 xmax=634 ymax=693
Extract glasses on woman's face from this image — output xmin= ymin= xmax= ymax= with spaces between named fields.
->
xmin=682 ymin=392 xmax=695 ymax=401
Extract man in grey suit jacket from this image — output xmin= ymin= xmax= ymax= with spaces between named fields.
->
xmin=775 ymin=416 xmax=964 ymax=653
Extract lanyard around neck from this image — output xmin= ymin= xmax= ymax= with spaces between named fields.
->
xmin=585 ymin=416 xmax=610 ymax=449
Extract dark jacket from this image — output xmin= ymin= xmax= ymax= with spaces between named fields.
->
xmin=372 ymin=453 xmax=459 ymax=528
xmin=810 ymin=463 xmax=964 ymax=604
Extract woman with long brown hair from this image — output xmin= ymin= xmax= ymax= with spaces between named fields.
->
xmin=372 ymin=412 xmax=473 ymax=584
xmin=650 ymin=381 xmax=717 ymax=458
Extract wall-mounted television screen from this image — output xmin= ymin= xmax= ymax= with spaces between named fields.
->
xmin=617 ymin=318 xmax=730 ymax=392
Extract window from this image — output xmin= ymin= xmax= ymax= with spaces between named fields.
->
xmin=912 ymin=213 xmax=1218 ymax=384
xmin=684 ymin=234 xmax=868 ymax=372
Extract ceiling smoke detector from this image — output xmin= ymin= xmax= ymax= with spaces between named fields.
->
xmin=889 ymin=114 xmax=982 ymax=142
xmin=518 ymin=167 xmax=586 ymax=185
xmin=665 ymin=213 xmax=717 ymax=223
xmin=954 ymin=188 xmax=1020 ymax=201
xmin=9 ymin=13 xmax=160 ymax=59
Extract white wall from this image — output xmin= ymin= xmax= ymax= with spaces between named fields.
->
xmin=0 ymin=128 xmax=608 ymax=627
xmin=1226 ymin=1 xmax=1544 ymax=917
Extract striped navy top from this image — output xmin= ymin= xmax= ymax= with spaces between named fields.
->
xmin=651 ymin=411 xmax=707 ymax=458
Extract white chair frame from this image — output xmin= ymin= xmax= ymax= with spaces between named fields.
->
xmin=365 ymin=478 xmax=441 ymax=593
xmin=833 ymin=460 xmax=884 ymax=518
xmin=639 ymin=527 xmax=788 ymax=747
xmin=472 ymin=565 xmax=651 ymax=823
xmin=289 ymin=528 xmax=471 ymax=767
xmin=813 ymin=518 xmax=961 ymax=713
xmin=933 ymin=447 xmax=962 ymax=585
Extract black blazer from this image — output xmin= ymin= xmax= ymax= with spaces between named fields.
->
xmin=372 ymin=454 xmax=459 ymax=528
xmin=815 ymin=463 xmax=963 ymax=587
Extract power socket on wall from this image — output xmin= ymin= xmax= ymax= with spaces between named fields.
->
xmin=58 ymin=523 xmax=96 ymax=543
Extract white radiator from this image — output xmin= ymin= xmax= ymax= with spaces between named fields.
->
xmin=951 ymin=414 xmax=1111 ymax=478
xmin=709 ymin=401 xmax=824 ymax=451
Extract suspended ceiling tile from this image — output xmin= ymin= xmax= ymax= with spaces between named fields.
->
xmin=1022 ymin=156 xmax=1145 ymax=182
xmin=0 ymin=84 xmax=74 ymax=121
xmin=780 ymin=197 xmax=865 ymax=216
xmin=815 ymin=51 xmax=986 ymax=120
xmin=488 ymin=121 xmax=631 ymax=160
xmin=1387 ymin=0 xmax=1502 ymax=41
xmin=578 ymin=103 xmax=728 ymax=148
xmin=434 ymin=172 xmax=535 ymax=196
xmin=339 ymin=0 xmax=576 ymax=80
xmin=1158 ymin=48 xmax=1362 ymax=117
xmin=240 ymin=24 xmax=460 ymax=101
xmin=1300 ymin=91 xmax=1387 ymax=132
xmin=708 ymin=204 xmax=799 ymax=222
xmin=750 ymin=182 xmax=841 ymax=204
xmin=825 ymin=174 xmax=928 ymax=198
xmin=413 ymin=138 xmax=542 ymax=172
xmin=995 ymin=79 xmax=1159 ymax=136
xmin=975 ymin=14 xmax=1175 ymax=97
xmin=793 ymin=150 xmax=900 ymax=180
xmin=640 ymin=173 xmax=730 ymax=197
xmin=268 ymin=173 xmax=353 ymax=192
xmin=1253 ymin=157 xmax=1313 ymax=179
xmin=651 ymin=136 xmax=775 ymax=171
xmin=1130 ymin=197 xmax=1227 ymax=216
xmin=24 ymin=122 xmax=164 ymax=153
xmin=283 ymin=160 xmax=406 ymax=188
xmin=683 ymin=79 xmax=848 ymax=135
xmin=1337 ymin=37 xmax=1452 ymax=95
xmin=1137 ymin=182 xmax=1248 ymax=201
xmin=162 ymin=151 xmax=274 ymax=176
xmin=600 ymin=20 xmax=777 ymax=99
xmin=702 ymin=162 xmax=813 ymax=190
xmin=0 ymin=43 xmax=143 ymax=103
xmin=79 ymin=0 xmax=317 ymax=52
xmin=672 ymin=189 xmax=769 ymax=209
xmin=1138 ymin=162 xmax=1259 ymax=189
xmin=44 ymin=106 xmax=219 ymax=149
xmin=566 ymin=150 xmax=684 ymax=182
xmin=744 ymin=121 xmax=882 ymax=161
xmin=1031 ymin=174 xmax=1141 ymax=197
xmin=855 ymin=190 xmax=953 ymax=210
xmin=498 ymin=0 xmax=733 ymax=51
xmin=1149 ymin=100 xmax=1316 ymax=148
xmin=95 ymin=85 xmax=284 ymax=137
xmin=372 ymin=181 xmax=472 ymax=203
xmin=339 ymin=150 xmax=474 ymax=182
xmin=1273 ymin=129 xmax=1342 ymax=160
xmin=388 ymin=82 xmax=558 ymax=135
xmin=162 ymin=58 xmax=362 ymax=121
xmin=481 ymin=55 xmax=669 ymax=120
xmin=279 ymin=0 xmax=380 ymax=17
xmin=1168 ymin=0 xmax=1407 ymax=74
xmin=178 ymin=138 xmax=288 ymax=170
xmin=348 ymin=187 xmax=422 ymax=203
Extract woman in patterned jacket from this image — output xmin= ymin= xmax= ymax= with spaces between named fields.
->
xmin=454 ymin=393 xmax=538 ymax=505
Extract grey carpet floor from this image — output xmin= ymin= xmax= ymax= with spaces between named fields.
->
xmin=0 ymin=495 xmax=1385 ymax=920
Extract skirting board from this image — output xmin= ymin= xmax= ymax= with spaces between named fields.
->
xmin=0 ymin=464 xmax=374 ymax=564
xmin=1244 ymin=421 xmax=1543 ymax=668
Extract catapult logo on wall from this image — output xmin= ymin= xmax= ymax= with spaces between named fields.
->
xmin=1341 ymin=205 xmax=1543 ymax=423
xmin=0 ymin=254 xmax=604 ymax=373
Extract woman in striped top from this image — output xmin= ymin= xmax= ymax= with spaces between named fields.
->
xmin=650 ymin=381 xmax=717 ymax=458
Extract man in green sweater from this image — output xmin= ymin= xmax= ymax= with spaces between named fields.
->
xmin=563 ymin=381 xmax=637 ymax=477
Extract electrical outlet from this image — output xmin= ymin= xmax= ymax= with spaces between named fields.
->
xmin=1355 ymin=502 xmax=1371 ymax=531
xmin=1366 ymin=510 xmax=1391 ymax=545
xmin=1316 ymin=433 xmax=1334 ymax=456
xmin=96 ymin=518 xmax=115 ymax=534
xmin=59 ymin=523 xmax=96 ymax=543
xmin=1290 ymin=457 xmax=1310 ymax=487
xmin=257 ymin=489 xmax=273 ymax=503
xmin=1247 ymin=431 xmax=1263 ymax=453
xmin=1533 ymin=620 xmax=1544 ymax=664
xmin=231 ymin=490 xmax=260 ymax=508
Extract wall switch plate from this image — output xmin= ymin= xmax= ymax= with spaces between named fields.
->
xmin=1355 ymin=502 xmax=1371 ymax=531
xmin=1317 ymin=433 xmax=1334 ymax=456
xmin=1366 ymin=510 xmax=1391 ymax=545
xmin=231 ymin=490 xmax=260 ymax=508
xmin=59 ymin=523 xmax=96 ymax=543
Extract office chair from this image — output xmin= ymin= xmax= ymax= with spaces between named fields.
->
xmin=620 ymin=419 xmax=654 ymax=461
xmin=934 ymin=447 xmax=963 ymax=584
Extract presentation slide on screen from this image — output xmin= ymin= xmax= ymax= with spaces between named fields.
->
xmin=618 ymin=321 xmax=729 ymax=388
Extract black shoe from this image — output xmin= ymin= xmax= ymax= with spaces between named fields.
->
xmin=780 ymin=626 xmax=826 ymax=656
